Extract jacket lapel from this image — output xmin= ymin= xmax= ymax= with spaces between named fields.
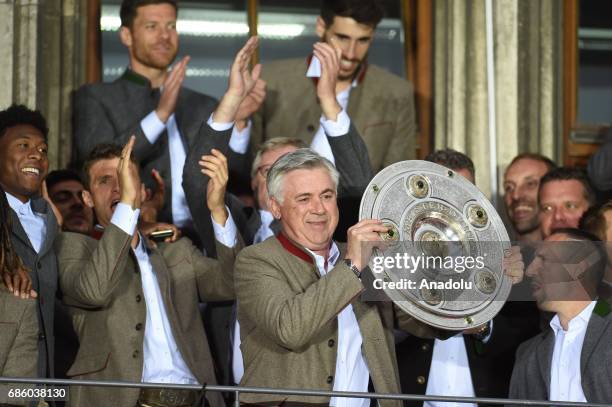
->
xmin=351 ymin=300 xmax=380 ymax=343
xmin=346 ymin=83 xmax=362 ymax=121
xmin=581 ymin=300 xmax=611 ymax=374
xmin=174 ymin=90 xmax=195 ymax=151
xmin=146 ymin=244 xmax=173 ymax=306
xmin=32 ymin=198 xmax=58 ymax=258
xmin=536 ymin=331 xmax=555 ymax=396
xmin=9 ymin=208 xmax=34 ymax=251
xmin=352 ymin=292 xmax=398 ymax=395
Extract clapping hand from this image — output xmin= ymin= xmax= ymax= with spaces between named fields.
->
xmin=199 ymin=149 xmax=229 ymax=226
xmin=214 ymin=36 xmax=262 ymax=124
xmin=156 ymin=56 xmax=190 ymax=123
xmin=313 ymin=41 xmax=343 ymax=121
xmin=118 ymin=136 xmax=142 ymax=210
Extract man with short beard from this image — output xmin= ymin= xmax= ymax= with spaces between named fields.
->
xmin=73 ymin=0 xmax=264 ymax=257
xmin=538 ymin=167 xmax=595 ymax=239
xmin=249 ymin=0 xmax=417 ymax=172
xmin=503 ymin=153 xmax=556 ymax=241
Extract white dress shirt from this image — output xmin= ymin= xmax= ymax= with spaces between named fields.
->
xmin=6 ymin=192 xmax=46 ymax=253
xmin=140 ymin=110 xmax=249 ymax=227
xmin=307 ymin=243 xmax=370 ymax=407
xmin=110 ymin=202 xmax=238 ymax=384
xmin=306 ymin=56 xmax=355 ymax=164
xmin=549 ymin=300 xmax=596 ymax=403
xmin=253 ymin=209 xmax=275 ymax=245
xmin=425 ymin=335 xmax=476 ymax=407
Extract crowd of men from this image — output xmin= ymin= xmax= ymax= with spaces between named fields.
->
xmin=1 ymin=0 xmax=612 ymax=406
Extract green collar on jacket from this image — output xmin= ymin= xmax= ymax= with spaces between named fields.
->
xmin=593 ymin=298 xmax=611 ymax=317
xmin=120 ymin=68 xmax=151 ymax=87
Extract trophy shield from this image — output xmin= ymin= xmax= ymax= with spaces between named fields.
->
xmin=359 ymin=160 xmax=511 ymax=330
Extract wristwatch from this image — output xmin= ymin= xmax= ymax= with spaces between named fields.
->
xmin=343 ymin=258 xmax=362 ymax=279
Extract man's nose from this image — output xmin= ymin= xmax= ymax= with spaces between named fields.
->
xmin=311 ymin=197 xmax=325 ymax=213
xmin=159 ymin=26 xmax=169 ymax=38
xmin=344 ymin=40 xmax=357 ymax=60
xmin=28 ymin=147 xmax=43 ymax=160
xmin=111 ymin=179 xmax=120 ymax=193
xmin=69 ymin=193 xmax=84 ymax=209
xmin=552 ymin=207 xmax=565 ymax=222
xmin=511 ymin=186 xmax=522 ymax=202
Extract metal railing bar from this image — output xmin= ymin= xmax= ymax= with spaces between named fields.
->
xmin=1 ymin=377 xmax=609 ymax=407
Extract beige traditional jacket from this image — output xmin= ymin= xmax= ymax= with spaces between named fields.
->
xmin=251 ymin=57 xmax=418 ymax=172
xmin=56 ymin=224 xmax=242 ymax=407
xmin=235 ymin=235 xmax=439 ymax=406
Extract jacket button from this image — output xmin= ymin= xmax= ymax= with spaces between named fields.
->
xmin=326 ymin=375 xmax=333 ymax=384
xmin=132 ymin=350 xmax=139 ymax=358
xmin=421 ymin=343 xmax=430 ymax=352
xmin=417 ymin=376 xmax=426 ymax=385
xmin=328 ymin=339 xmax=335 ymax=347
xmin=307 ymin=124 xmax=315 ymax=132
xmin=37 ymin=261 xmax=42 ymax=269
xmin=136 ymin=295 xmax=142 ymax=302
xmin=135 ymin=323 xmax=143 ymax=331
xmin=38 ymin=333 xmax=46 ymax=341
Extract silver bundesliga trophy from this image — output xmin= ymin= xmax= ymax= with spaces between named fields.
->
xmin=360 ymin=161 xmax=511 ymax=330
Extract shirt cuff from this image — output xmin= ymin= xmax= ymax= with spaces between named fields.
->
xmin=141 ymin=111 xmax=168 ymax=144
xmin=229 ymin=120 xmax=251 ymax=154
xmin=211 ymin=206 xmax=238 ymax=248
xmin=110 ymin=203 xmax=140 ymax=236
xmin=207 ymin=113 xmax=234 ymax=132
xmin=320 ymin=109 xmax=350 ymax=137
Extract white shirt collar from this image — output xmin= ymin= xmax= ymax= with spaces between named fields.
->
xmin=258 ymin=209 xmax=275 ymax=227
xmin=304 ymin=241 xmax=341 ymax=274
xmin=5 ymin=192 xmax=33 ymax=216
xmin=550 ymin=300 xmax=597 ymax=335
xmin=306 ymin=55 xmax=358 ymax=89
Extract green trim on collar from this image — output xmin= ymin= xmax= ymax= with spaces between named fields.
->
xmin=473 ymin=339 xmax=485 ymax=356
xmin=593 ymin=299 xmax=611 ymax=317
xmin=120 ymin=69 xmax=151 ymax=87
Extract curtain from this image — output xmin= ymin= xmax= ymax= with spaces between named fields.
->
xmin=433 ymin=0 xmax=562 ymax=200
xmin=0 ymin=0 xmax=89 ymax=170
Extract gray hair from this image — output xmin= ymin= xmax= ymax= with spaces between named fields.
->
xmin=266 ymin=148 xmax=339 ymax=203
xmin=250 ymin=137 xmax=307 ymax=179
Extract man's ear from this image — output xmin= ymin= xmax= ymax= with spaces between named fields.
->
xmin=82 ymin=190 xmax=95 ymax=209
xmin=269 ymin=197 xmax=282 ymax=220
xmin=315 ymin=16 xmax=327 ymax=39
xmin=119 ymin=26 xmax=133 ymax=48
